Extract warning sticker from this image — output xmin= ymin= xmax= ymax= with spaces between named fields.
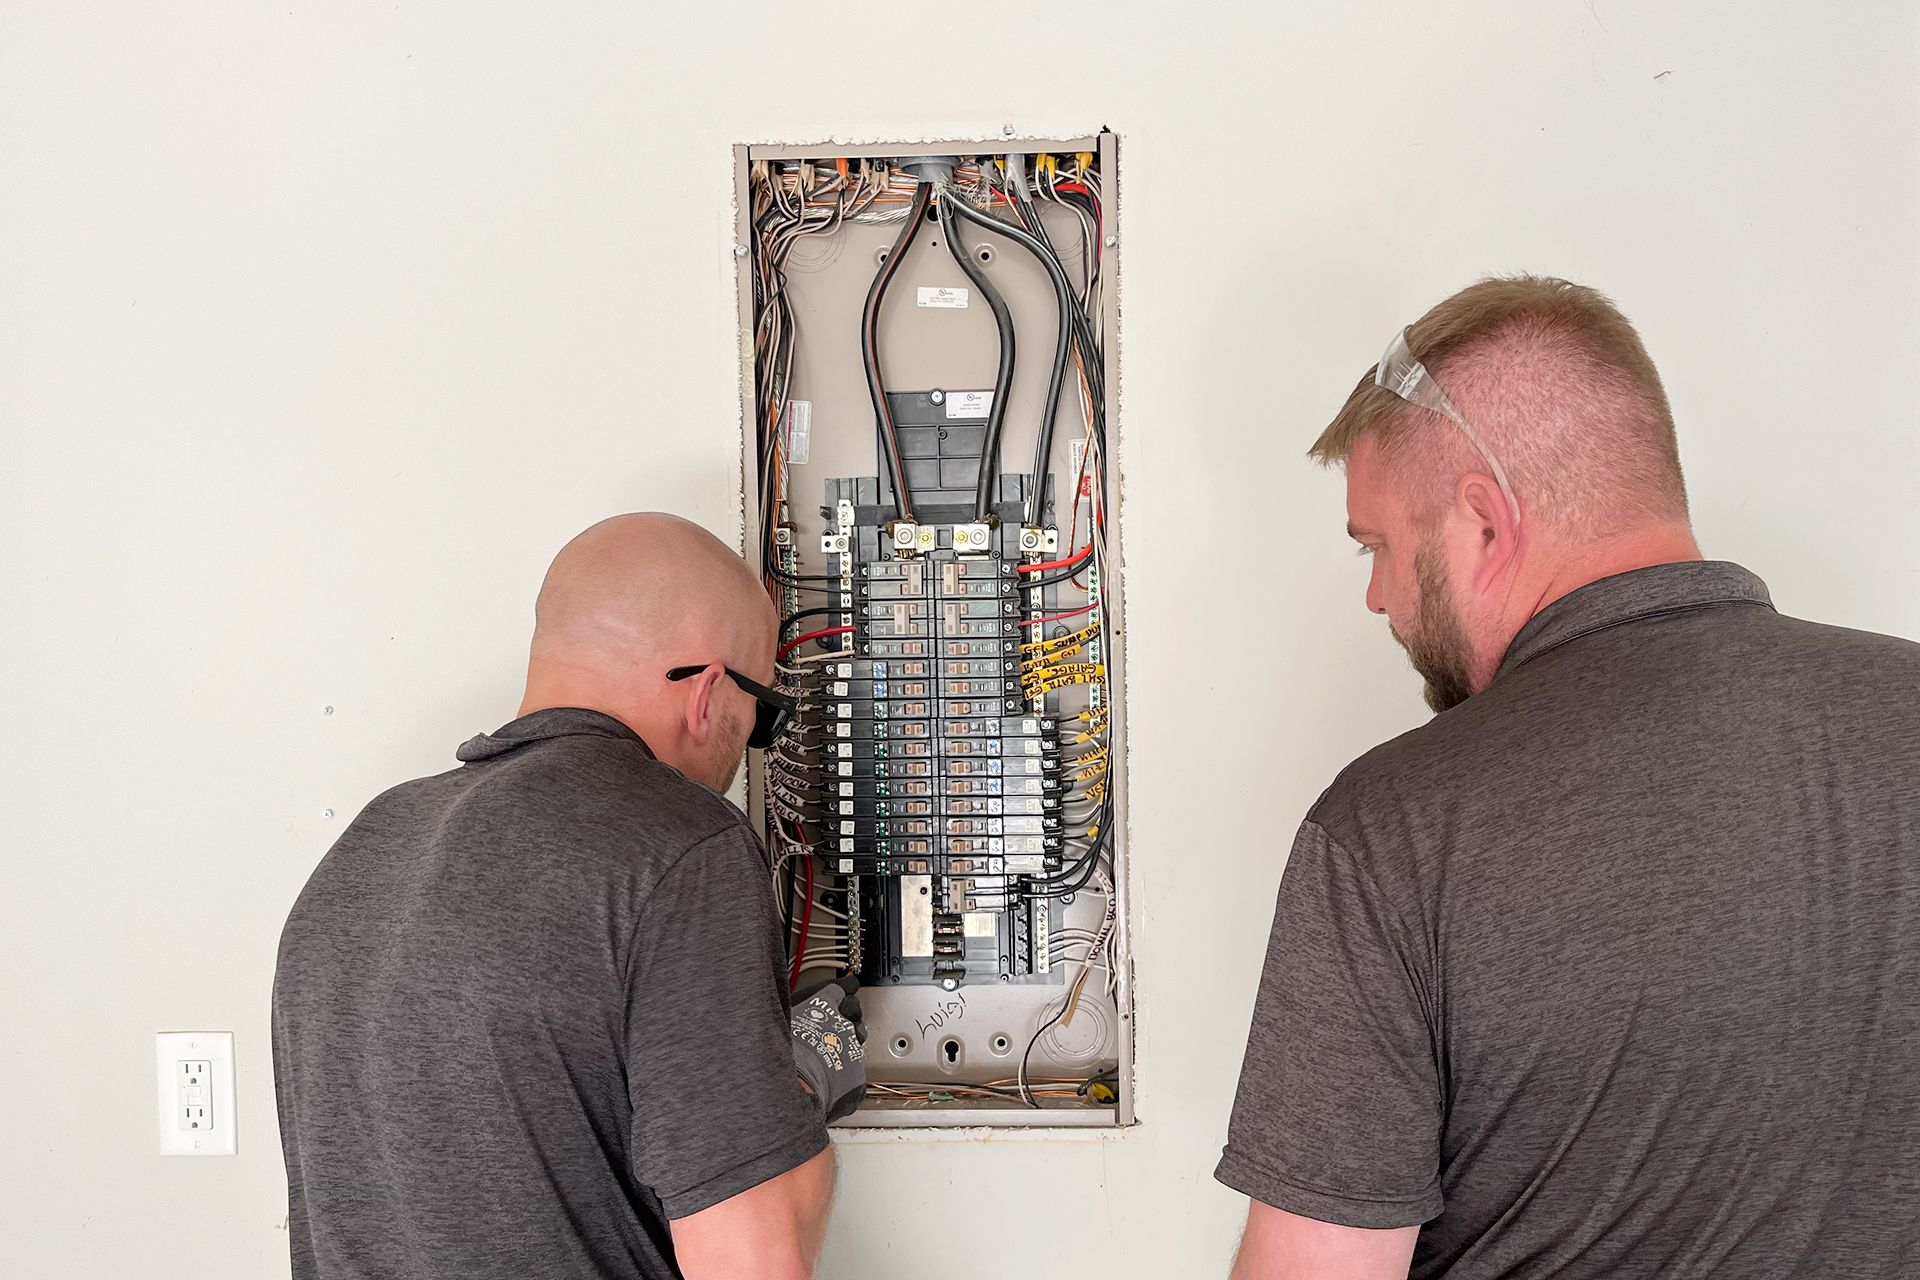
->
xmin=783 ymin=400 xmax=812 ymax=464
xmin=945 ymin=390 xmax=993 ymax=420
xmin=917 ymin=286 xmax=969 ymax=309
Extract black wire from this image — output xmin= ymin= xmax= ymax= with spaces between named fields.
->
xmin=780 ymin=607 xmax=848 ymax=635
xmin=1020 ymin=551 xmax=1096 ymax=590
xmin=1023 ymin=565 xmax=1085 ymax=590
xmin=1007 ymin=185 xmax=1075 ymax=526
xmin=1021 ymin=789 xmax=1114 ymax=897
xmin=937 ymin=190 xmax=1018 ymax=522
xmin=946 ymin=197 xmax=1086 ymax=526
xmin=768 ymin=566 xmax=834 ymax=584
xmin=1019 ymin=1000 xmax=1069 ymax=1108
xmin=861 ymin=181 xmax=931 ymax=521
xmin=1025 ymin=840 xmax=1106 ymax=900
xmin=1013 ymin=176 xmax=1056 ymax=255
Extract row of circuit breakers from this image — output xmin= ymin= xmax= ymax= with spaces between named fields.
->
xmin=775 ymin=471 xmax=1092 ymax=989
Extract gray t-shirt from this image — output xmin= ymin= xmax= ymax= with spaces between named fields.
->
xmin=1217 ymin=562 xmax=1920 ymax=1277
xmin=273 ymin=707 xmax=826 ymax=1280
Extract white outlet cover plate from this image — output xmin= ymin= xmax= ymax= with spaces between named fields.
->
xmin=156 ymin=1031 xmax=236 ymax=1156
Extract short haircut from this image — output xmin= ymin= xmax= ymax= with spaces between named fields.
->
xmin=1312 ymin=276 xmax=1689 ymax=535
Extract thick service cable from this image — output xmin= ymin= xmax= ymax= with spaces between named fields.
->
xmin=861 ymin=179 xmax=932 ymax=522
xmin=945 ymin=197 xmax=1084 ymax=526
xmin=995 ymin=191 xmax=1074 ymax=529
xmin=936 ymin=190 xmax=1020 ymax=522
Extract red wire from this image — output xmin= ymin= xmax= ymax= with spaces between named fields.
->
xmin=1020 ymin=601 xmax=1101 ymax=628
xmin=789 ymin=842 xmax=814 ymax=991
xmin=778 ymin=624 xmax=852 ymax=662
xmin=1050 ymin=180 xmax=1100 ymax=240
xmin=1015 ymin=544 xmax=1095 ymax=575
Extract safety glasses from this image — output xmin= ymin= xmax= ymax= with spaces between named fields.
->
xmin=665 ymin=664 xmax=796 ymax=749
xmin=1376 ymin=327 xmax=1521 ymax=524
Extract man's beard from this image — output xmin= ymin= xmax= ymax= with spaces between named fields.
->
xmin=1391 ymin=543 xmax=1477 ymax=714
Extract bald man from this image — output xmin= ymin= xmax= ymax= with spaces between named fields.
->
xmin=273 ymin=514 xmax=859 ymax=1280
xmin=1218 ymin=279 xmax=1920 ymax=1277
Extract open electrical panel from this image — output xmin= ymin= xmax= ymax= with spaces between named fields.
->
xmin=735 ymin=134 xmax=1130 ymax=1127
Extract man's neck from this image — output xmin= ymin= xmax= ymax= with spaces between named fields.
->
xmin=1475 ymin=523 xmax=1702 ymax=690
xmin=517 ymin=667 xmax=645 ymax=738
xmin=1525 ymin=523 xmax=1704 ymax=618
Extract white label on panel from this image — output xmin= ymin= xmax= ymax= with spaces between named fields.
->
xmin=963 ymin=911 xmax=997 ymax=938
xmin=946 ymin=390 xmax=993 ymax=420
xmin=917 ymin=286 xmax=969 ymax=309
xmin=783 ymin=400 xmax=812 ymax=464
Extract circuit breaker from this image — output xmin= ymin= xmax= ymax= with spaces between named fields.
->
xmin=734 ymin=134 xmax=1130 ymax=1127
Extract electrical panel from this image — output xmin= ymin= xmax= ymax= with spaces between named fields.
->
xmin=735 ymin=134 xmax=1130 ymax=1127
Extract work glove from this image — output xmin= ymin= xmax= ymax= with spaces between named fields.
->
xmin=790 ymin=974 xmax=867 ymax=1123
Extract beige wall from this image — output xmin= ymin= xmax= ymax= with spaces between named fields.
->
xmin=4 ymin=2 xmax=1916 ymax=1275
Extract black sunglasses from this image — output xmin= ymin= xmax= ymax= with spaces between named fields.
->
xmin=664 ymin=664 xmax=797 ymax=750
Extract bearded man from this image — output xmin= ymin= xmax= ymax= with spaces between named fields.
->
xmin=1216 ymin=278 xmax=1920 ymax=1279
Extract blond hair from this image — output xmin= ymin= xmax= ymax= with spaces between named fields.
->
xmin=1313 ymin=276 xmax=1688 ymax=534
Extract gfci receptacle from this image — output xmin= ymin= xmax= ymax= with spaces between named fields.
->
xmin=156 ymin=1032 xmax=236 ymax=1156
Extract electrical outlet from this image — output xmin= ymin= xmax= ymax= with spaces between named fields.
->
xmin=156 ymin=1032 xmax=235 ymax=1156
xmin=179 ymin=1059 xmax=212 ymax=1130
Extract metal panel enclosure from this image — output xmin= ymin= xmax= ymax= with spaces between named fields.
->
xmin=734 ymin=134 xmax=1130 ymax=1129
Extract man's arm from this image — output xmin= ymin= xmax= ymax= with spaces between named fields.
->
xmin=623 ymin=829 xmax=832 ymax=1250
xmin=670 ymin=1147 xmax=835 ymax=1280
xmin=1212 ymin=821 xmax=1442 ymax=1266
xmin=1230 ymin=1203 xmax=1417 ymax=1280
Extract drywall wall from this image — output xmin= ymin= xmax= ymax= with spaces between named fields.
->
xmin=3 ymin=2 xmax=1916 ymax=1275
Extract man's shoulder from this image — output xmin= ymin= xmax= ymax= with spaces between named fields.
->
xmin=510 ymin=734 xmax=748 ymax=847
xmin=1770 ymin=609 xmax=1920 ymax=669
xmin=1307 ymin=605 xmax=1920 ymax=856
xmin=367 ymin=732 xmax=754 ymax=870
xmin=1308 ymin=694 xmax=1510 ymax=844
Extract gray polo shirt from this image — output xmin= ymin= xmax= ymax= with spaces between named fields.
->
xmin=1218 ymin=562 xmax=1920 ymax=1277
xmin=273 ymin=708 xmax=826 ymax=1280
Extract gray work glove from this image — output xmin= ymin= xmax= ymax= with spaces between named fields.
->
xmin=790 ymin=975 xmax=867 ymax=1123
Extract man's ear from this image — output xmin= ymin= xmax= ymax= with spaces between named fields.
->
xmin=1457 ymin=472 xmax=1521 ymax=593
xmin=680 ymin=665 xmax=725 ymax=745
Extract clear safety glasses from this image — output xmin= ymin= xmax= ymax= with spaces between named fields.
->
xmin=1375 ymin=327 xmax=1520 ymax=523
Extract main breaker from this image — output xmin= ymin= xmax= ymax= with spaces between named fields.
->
xmin=733 ymin=134 xmax=1130 ymax=1127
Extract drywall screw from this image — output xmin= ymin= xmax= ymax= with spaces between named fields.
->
xmin=1002 ymin=123 xmax=1015 ymax=137
xmin=1103 ymin=235 xmax=1117 ymax=248
xmin=323 ymin=705 xmax=333 ymax=715
xmin=732 ymin=244 xmax=748 ymax=257
xmin=322 ymin=809 xmax=334 ymax=819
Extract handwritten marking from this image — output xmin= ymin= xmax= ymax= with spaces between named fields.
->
xmin=915 ymin=991 xmax=968 ymax=1040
